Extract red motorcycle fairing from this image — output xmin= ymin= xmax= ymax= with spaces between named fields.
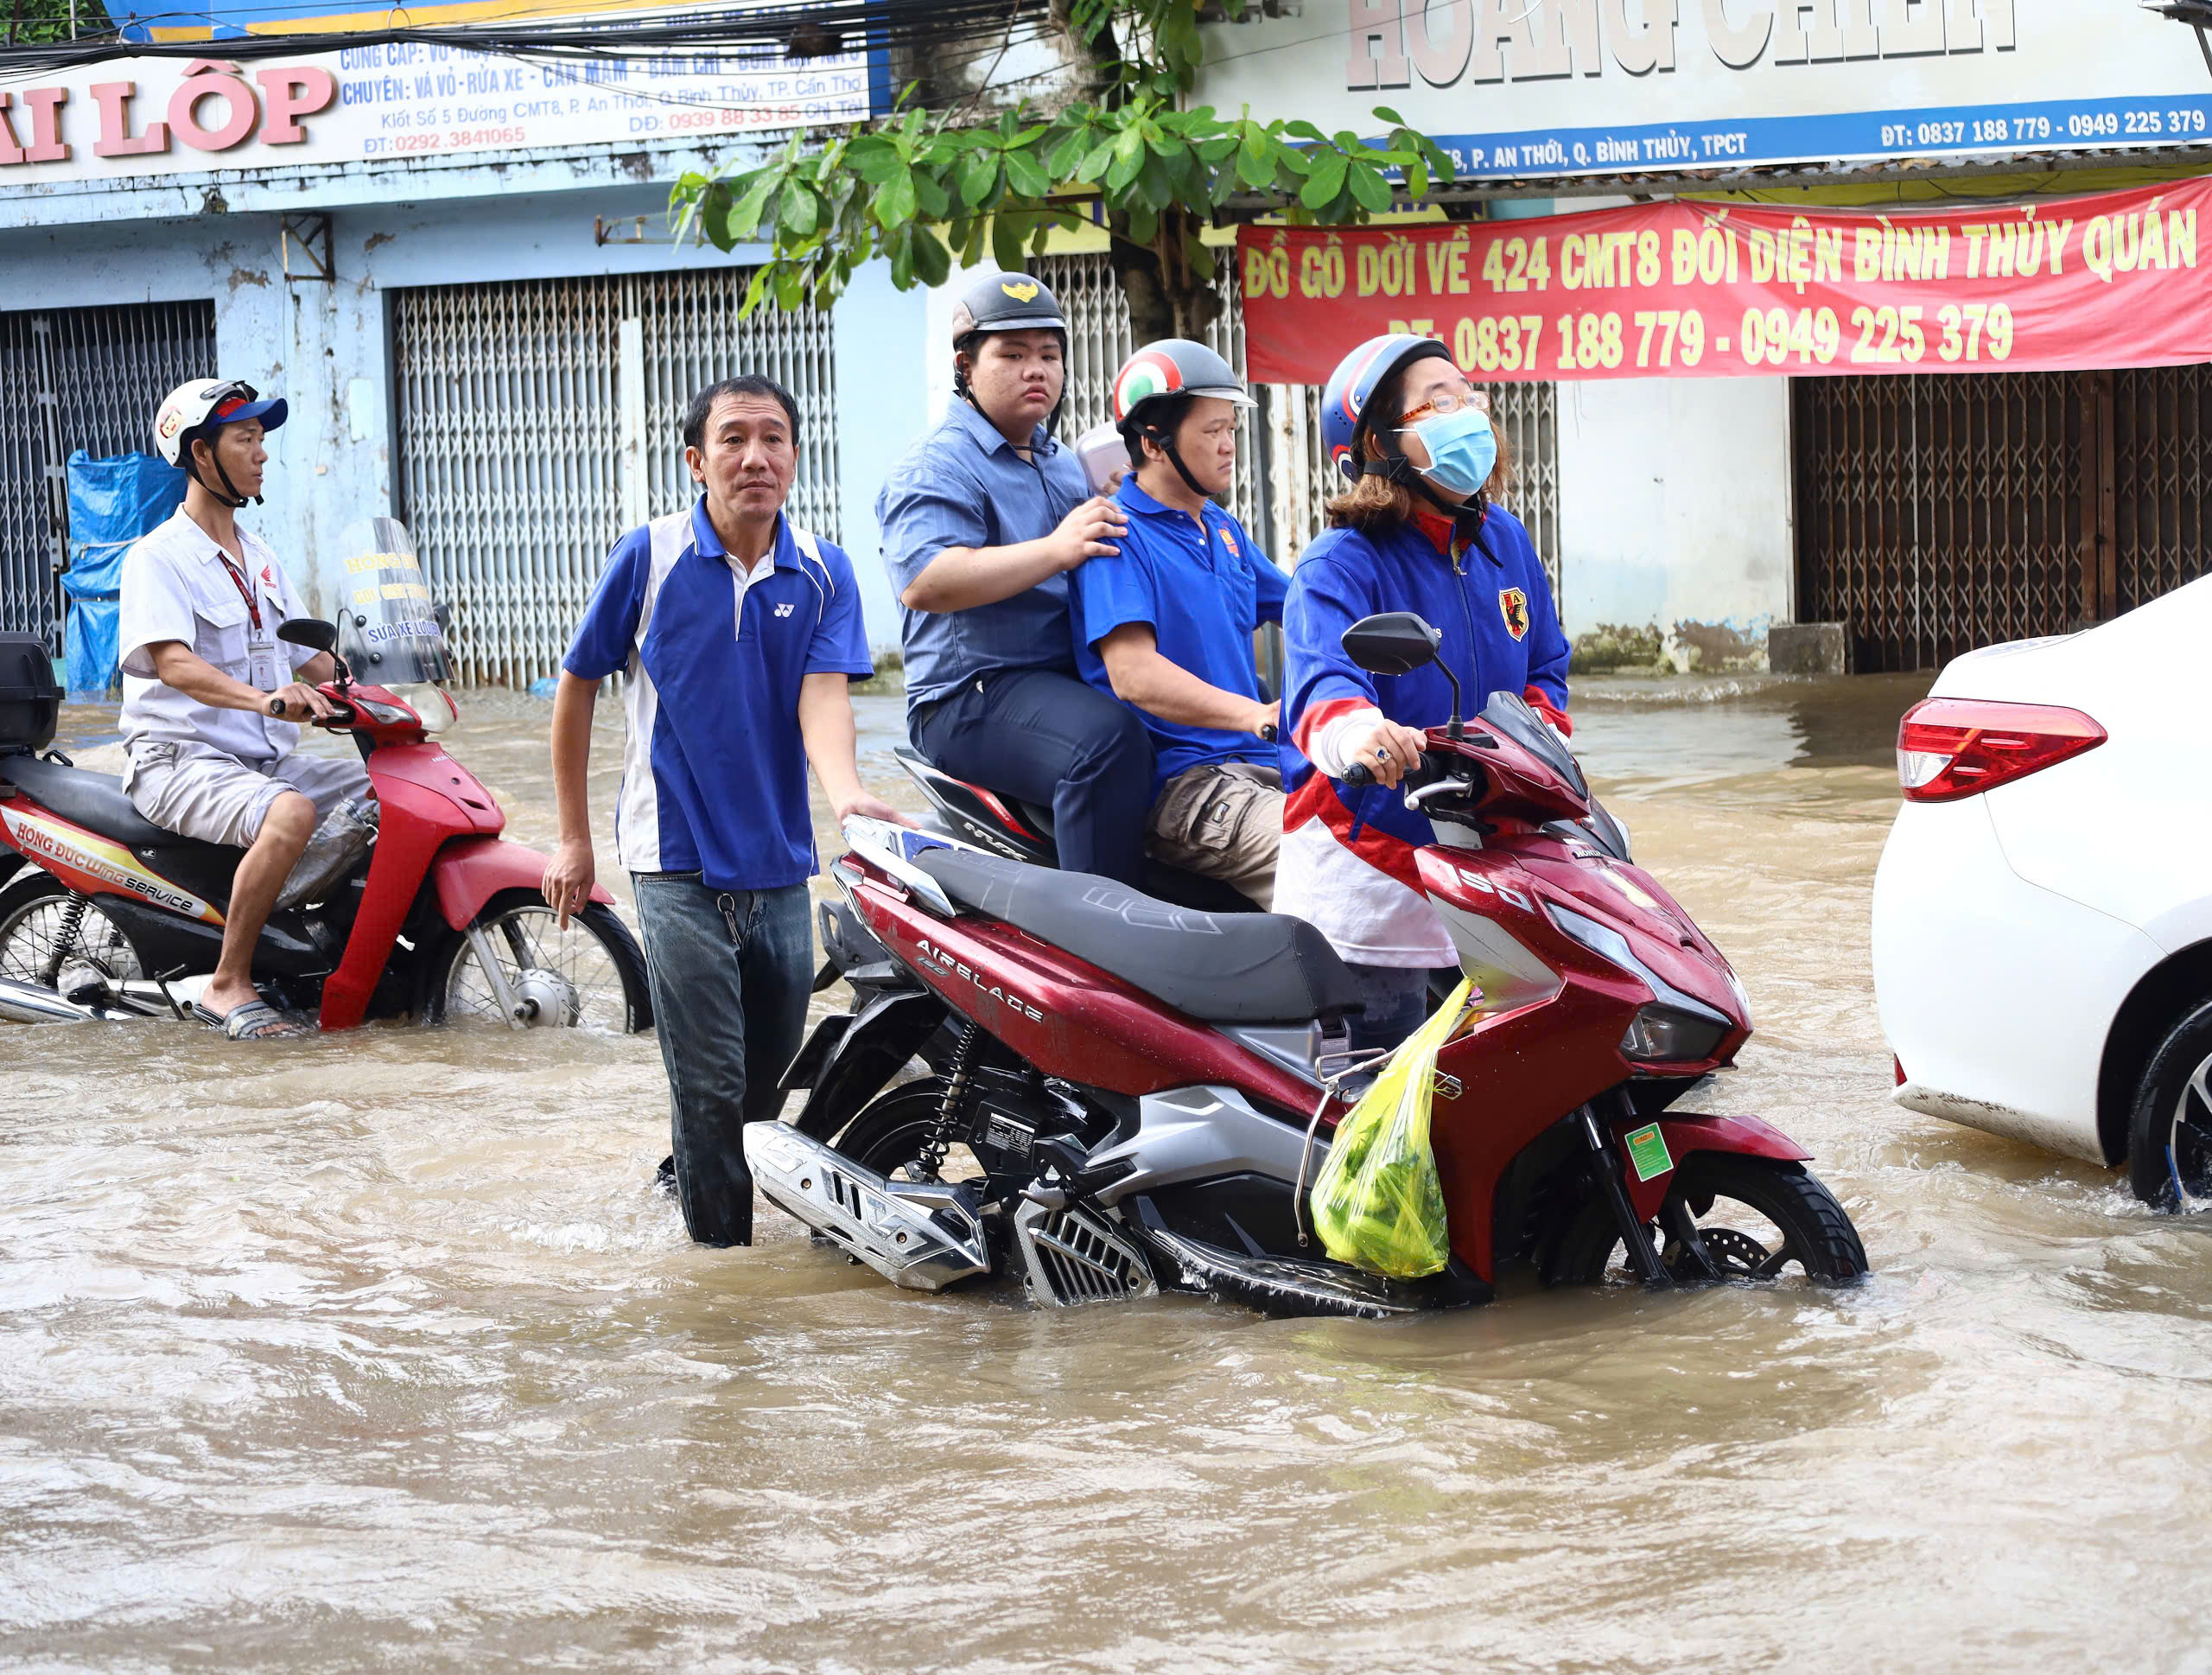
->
xmin=837 ymin=859 xmax=1331 ymax=1123
xmin=1625 ymin=1113 xmax=1815 ymax=1225
xmin=432 ymin=834 xmax=613 ymax=933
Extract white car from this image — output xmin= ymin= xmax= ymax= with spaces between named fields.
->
xmin=1872 ymin=575 xmax=2212 ymax=1209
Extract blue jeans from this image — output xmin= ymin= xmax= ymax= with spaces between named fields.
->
xmin=913 ymin=668 xmax=1154 ymax=885
xmin=632 ymin=874 xmax=813 ymax=1247
xmin=1346 ymin=963 xmax=1439 ymax=1056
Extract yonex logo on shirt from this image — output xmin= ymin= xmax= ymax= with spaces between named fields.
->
xmin=773 ymin=602 xmax=794 ymax=617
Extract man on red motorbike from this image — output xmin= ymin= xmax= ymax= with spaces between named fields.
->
xmin=1070 ymin=340 xmax=1288 ymax=908
xmin=117 ymin=379 xmax=370 ymax=1041
xmin=1279 ymin=334 xmax=1571 ymax=1051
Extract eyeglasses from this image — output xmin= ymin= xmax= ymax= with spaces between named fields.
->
xmin=1400 ymin=386 xmax=1489 ymax=425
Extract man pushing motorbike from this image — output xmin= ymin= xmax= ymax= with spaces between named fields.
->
xmin=1070 ymin=341 xmax=1289 ymax=908
xmin=117 ymin=379 xmax=370 ymax=1041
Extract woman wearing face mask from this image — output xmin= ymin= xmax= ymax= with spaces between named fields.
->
xmin=1277 ymin=334 xmax=1570 ymax=1052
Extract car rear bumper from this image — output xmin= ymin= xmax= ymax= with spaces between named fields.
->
xmin=1872 ymin=797 xmax=2162 ymax=1165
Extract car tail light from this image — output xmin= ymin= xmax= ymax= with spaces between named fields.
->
xmin=1894 ymin=1055 xmax=1906 ymax=1086
xmin=1897 ymin=697 xmax=2106 ymax=802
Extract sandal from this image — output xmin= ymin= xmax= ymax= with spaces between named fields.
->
xmin=190 ymin=997 xmax=303 ymax=1040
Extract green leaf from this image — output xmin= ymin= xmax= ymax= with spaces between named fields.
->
xmin=780 ymin=186 xmax=819 ymax=237
xmin=911 ymin=225 xmax=951 ymax=288
xmin=775 ymin=264 xmax=806 ymax=310
xmin=1124 ymin=201 xmax=1158 ymax=246
xmin=1234 ymin=146 xmax=1275 ymax=192
xmin=1185 ymin=234 xmax=1215 ymax=281
xmin=1406 ymin=156 xmax=1429 ymax=201
xmin=728 ymin=171 xmax=778 ymax=240
xmin=1029 ymin=218 xmax=1053 ymax=256
xmin=1195 ymin=134 xmax=1238 ymax=164
xmin=1105 ymin=143 xmax=1145 ymax=196
xmin=914 ymin=174 xmax=950 ymax=220
xmin=958 ymin=151 xmax=999 ymax=209
xmin=990 ymin=213 xmax=1026 ymax=274
xmin=875 ymin=168 xmax=917 ymax=230
xmin=1284 ymin=119 xmax=1326 ymax=143
xmin=1045 ymin=128 xmax=1090 ymax=181
xmin=1372 ymin=105 xmax=1408 ymax=126
xmin=1300 ymin=150 xmax=1347 ymax=210
xmin=1003 ymin=149 xmax=1052 ymax=200
xmin=1077 ymin=139 xmax=1117 ymax=184
xmin=1346 ymin=162 xmax=1392 ymax=214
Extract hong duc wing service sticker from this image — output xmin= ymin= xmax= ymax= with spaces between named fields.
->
xmin=1499 ymin=587 xmax=1530 ymax=640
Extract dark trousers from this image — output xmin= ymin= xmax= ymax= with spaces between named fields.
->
xmin=913 ymin=668 xmax=1154 ymax=885
xmin=632 ymin=874 xmax=813 ymax=1246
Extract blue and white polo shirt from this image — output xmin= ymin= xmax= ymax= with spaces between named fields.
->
xmin=563 ymin=497 xmax=874 ymax=891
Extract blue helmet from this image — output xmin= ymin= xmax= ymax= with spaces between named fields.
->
xmin=1319 ymin=333 xmax=1452 ymax=487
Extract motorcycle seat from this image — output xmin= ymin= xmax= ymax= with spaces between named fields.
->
xmin=912 ymin=847 xmax=1363 ymax=1025
xmin=0 ymin=752 xmax=179 ymax=848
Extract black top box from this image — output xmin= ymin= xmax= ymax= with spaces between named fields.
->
xmin=0 ymin=635 xmax=62 ymax=753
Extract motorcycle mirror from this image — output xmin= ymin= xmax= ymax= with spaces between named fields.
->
xmin=276 ymin=616 xmax=338 ymax=655
xmin=1340 ymin=613 xmax=1465 ymax=737
xmin=432 ymin=601 xmax=452 ymax=635
xmin=276 ymin=616 xmax=352 ymax=688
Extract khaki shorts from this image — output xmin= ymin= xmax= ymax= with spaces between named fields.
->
xmin=124 ymin=740 xmax=372 ymax=850
xmin=1148 ymin=760 xmax=1282 ymax=910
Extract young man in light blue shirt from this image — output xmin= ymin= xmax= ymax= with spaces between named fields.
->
xmin=876 ymin=271 xmax=1154 ymax=884
xmin=542 ymin=375 xmax=905 ymax=1246
xmin=1071 ymin=341 xmax=1289 ymax=908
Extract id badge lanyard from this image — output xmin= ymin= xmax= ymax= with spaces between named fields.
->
xmin=215 ymin=551 xmax=280 ymax=692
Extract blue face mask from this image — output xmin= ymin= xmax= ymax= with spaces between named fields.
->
xmin=1400 ymin=408 xmax=1497 ymax=497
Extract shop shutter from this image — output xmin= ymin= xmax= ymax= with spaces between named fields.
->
xmin=0 ymin=301 xmax=216 ymax=645
xmin=392 ymin=271 xmax=840 ymax=687
xmin=1796 ymin=366 xmax=2212 ymax=672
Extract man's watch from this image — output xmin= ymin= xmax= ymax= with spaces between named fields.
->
xmin=266 ymin=694 xmax=286 ymax=717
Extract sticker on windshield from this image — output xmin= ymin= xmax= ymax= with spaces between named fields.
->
xmin=1624 ymin=1123 xmax=1672 ymax=1181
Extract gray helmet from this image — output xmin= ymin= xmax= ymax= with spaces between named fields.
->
xmin=1110 ymin=339 xmax=1251 ymax=426
xmin=1112 ymin=339 xmax=1251 ymax=498
xmin=949 ymin=271 xmax=1067 ymax=341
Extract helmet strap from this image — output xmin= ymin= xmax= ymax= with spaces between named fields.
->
xmin=1141 ymin=424 xmax=1211 ymax=501
xmin=185 ymin=432 xmax=252 ymax=510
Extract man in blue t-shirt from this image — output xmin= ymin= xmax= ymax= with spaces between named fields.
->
xmin=541 ymin=374 xmax=906 ymax=1247
xmin=1071 ymin=341 xmax=1289 ymax=908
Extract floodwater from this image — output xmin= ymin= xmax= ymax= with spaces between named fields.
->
xmin=8 ymin=673 xmax=2211 ymax=1673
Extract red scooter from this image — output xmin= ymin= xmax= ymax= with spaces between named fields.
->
xmin=747 ymin=612 xmax=1866 ymax=1317
xmin=0 ymin=519 xmax=648 ymax=1035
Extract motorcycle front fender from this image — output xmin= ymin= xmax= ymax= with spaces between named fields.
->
xmin=788 ymin=984 xmax=949 ymax=1141
xmin=1624 ymin=1111 xmax=1815 ymax=1224
xmin=429 ymin=834 xmax=615 ymax=932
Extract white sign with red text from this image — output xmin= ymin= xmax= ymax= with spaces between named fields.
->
xmin=0 ymin=26 xmax=868 ymax=186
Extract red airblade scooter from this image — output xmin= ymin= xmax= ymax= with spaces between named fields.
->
xmin=0 ymin=519 xmax=648 ymax=1035
xmin=747 ymin=613 xmax=1866 ymax=1317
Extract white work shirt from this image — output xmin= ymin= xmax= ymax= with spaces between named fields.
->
xmin=118 ymin=507 xmax=317 ymax=761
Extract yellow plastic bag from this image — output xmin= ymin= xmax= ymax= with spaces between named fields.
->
xmin=1309 ymin=978 xmax=1474 ymax=1280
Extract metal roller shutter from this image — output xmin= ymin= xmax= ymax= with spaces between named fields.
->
xmin=392 ymin=270 xmax=841 ymax=687
xmin=0 ymin=301 xmax=217 ymax=646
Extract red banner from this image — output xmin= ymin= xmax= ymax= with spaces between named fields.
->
xmin=1236 ymin=177 xmax=2212 ymax=385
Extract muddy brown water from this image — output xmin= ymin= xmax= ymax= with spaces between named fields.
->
xmin=8 ymin=675 xmax=2209 ymax=1673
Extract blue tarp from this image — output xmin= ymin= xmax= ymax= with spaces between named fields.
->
xmin=63 ymin=451 xmax=185 ymax=697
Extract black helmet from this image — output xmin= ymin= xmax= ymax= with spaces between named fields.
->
xmin=949 ymin=271 xmax=1067 ymax=341
xmin=1111 ymin=339 xmax=1252 ymax=499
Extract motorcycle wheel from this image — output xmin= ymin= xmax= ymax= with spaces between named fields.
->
xmin=830 ymin=1080 xmax=1023 ymax=1182
xmin=0 ymin=873 xmax=144 ymax=986
xmin=1542 ymin=1153 xmax=1867 ymax=1288
xmin=416 ymin=888 xmax=652 ymax=1034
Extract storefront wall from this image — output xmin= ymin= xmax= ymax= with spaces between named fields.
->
xmin=3 ymin=166 xmax=927 ymax=666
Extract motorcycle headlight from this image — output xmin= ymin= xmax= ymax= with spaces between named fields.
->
xmin=389 ymin=682 xmax=455 ymax=735
xmin=1548 ymin=902 xmax=1738 ymax=1064
xmin=347 ymin=697 xmax=413 ymax=726
xmin=1619 ymin=1003 xmax=1729 ymax=1065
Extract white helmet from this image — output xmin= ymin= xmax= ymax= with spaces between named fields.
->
xmin=153 ymin=378 xmax=287 ymax=506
